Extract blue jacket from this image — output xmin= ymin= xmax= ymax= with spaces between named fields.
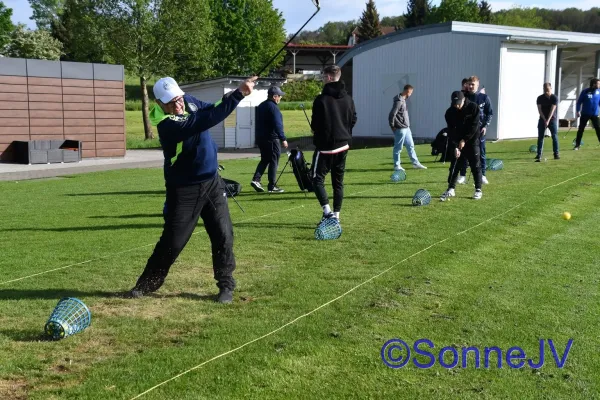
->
xmin=149 ymin=91 xmax=244 ymax=186
xmin=576 ymin=88 xmax=600 ymax=116
xmin=255 ymin=99 xmax=286 ymax=142
xmin=465 ymin=91 xmax=493 ymax=128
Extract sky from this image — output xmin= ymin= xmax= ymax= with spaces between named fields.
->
xmin=7 ymin=0 xmax=600 ymax=33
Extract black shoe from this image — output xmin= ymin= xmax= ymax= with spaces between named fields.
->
xmin=217 ymin=288 xmax=234 ymax=304
xmin=268 ymin=186 xmax=284 ymax=193
xmin=123 ymin=287 xmax=145 ymax=299
xmin=554 ymin=153 xmax=560 ymax=160
xmin=534 ymin=157 xmax=541 ymax=162
xmin=319 ymin=212 xmax=337 ymax=224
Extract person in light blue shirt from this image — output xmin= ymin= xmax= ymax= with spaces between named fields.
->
xmin=574 ymin=78 xmax=600 ymax=150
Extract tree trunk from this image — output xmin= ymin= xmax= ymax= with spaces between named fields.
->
xmin=140 ymin=76 xmax=154 ymax=140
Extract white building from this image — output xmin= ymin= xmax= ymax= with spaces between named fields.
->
xmin=181 ymin=76 xmax=286 ymax=148
xmin=337 ymin=22 xmax=600 ymax=141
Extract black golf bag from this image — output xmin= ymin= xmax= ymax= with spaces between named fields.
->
xmin=431 ymin=128 xmax=452 ymax=162
xmin=288 ymin=149 xmax=314 ymax=192
xmin=222 ymin=178 xmax=242 ymax=197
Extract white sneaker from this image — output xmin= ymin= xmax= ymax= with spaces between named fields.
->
xmin=456 ymin=176 xmax=466 ymax=184
xmin=473 ymin=189 xmax=483 ymax=200
xmin=440 ymin=188 xmax=455 ymax=202
xmin=482 ymin=176 xmax=489 ymax=185
xmin=394 ymin=165 xmax=405 ymax=171
xmin=413 ymin=163 xmax=427 ymax=169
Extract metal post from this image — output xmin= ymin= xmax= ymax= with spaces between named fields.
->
xmin=292 ymin=51 xmax=299 ymax=74
xmin=595 ymin=50 xmax=600 ymax=79
xmin=331 ymin=50 xmax=339 ymax=64
xmin=555 ymin=48 xmax=562 ymax=107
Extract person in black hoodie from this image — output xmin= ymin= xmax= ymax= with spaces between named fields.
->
xmin=440 ymin=91 xmax=483 ymax=201
xmin=126 ymin=76 xmax=257 ymax=304
xmin=310 ymin=65 xmax=357 ymax=221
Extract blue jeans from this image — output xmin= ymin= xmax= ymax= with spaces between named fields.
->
xmin=460 ymin=132 xmax=486 ymax=176
xmin=393 ymin=127 xmax=420 ymax=168
xmin=537 ymin=119 xmax=559 ymax=157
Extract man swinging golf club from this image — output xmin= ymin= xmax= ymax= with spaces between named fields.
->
xmin=126 ymin=76 xmax=257 ymax=304
xmin=440 ymin=91 xmax=483 ymax=201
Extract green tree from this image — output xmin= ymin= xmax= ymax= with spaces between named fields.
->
xmin=479 ymin=0 xmax=492 ymax=23
xmin=52 ymin=0 xmax=108 ymax=63
xmin=28 ymin=0 xmax=65 ymax=29
xmin=209 ymin=0 xmax=286 ymax=76
xmin=97 ymin=0 xmax=215 ymax=140
xmin=492 ymin=7 xmax=549 ymax=29
xmin=357 ymin=0 xmax=382 ymax=43
xmin=428 ymin=0 xmax=481 ymax=24
xmin=381 ymin=15 xmax=406 ymax=30
xmin=0 ymin=1 xmax=14 ymax=50
xmin=5 ymin=24 xmax=63 ymax=60
xmin=404 ymin=0 xmax=432 ymax=28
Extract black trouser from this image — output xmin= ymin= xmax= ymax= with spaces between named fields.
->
xmin=135 ymin=175 xmax=236 ymax=292
xmin=448 ymin=144 xmax=482 ymax=190
xmin=253 ymin=139 xmax=281 ymax=190
xmin=311 ymin=150 xmax=348 ymax=213
xmin=575 ymin=114 xmax=600 ymax=147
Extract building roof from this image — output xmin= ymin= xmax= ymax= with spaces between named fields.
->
xmin=286 ymin=43 xmax=351 ymax=50
xmin=180 ymin=75 xmax=286 ymax=90
xmin=338 ymin=21 xmax=600 ymax=67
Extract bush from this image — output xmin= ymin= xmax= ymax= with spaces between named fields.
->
xmin=281 ymin=80 xmax=322 ymax=102
xmin=125 ymin=100 xmax=143 ymax=111
xmin=278 ymin=102 xmax=313 ymax=111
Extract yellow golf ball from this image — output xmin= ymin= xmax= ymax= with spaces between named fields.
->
xmin=562 ymin=212 xmax=571 ymax=221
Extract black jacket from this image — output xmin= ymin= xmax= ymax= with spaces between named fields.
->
xmin=444 ymin=98 xmax=480 ymax=147
xmin=311 ymin=80 xmax=357 ymax=151
xmin=255 ymin=99 xmax=286 ymax=142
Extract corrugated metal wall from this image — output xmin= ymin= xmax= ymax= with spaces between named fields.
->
xmin=352 ymin=32 xmax=502 ymax=140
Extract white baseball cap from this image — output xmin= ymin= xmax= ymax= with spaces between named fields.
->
xmin=153 ymin=77 xmax=185 ymax=103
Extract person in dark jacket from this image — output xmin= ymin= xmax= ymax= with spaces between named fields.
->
xmin=440 ymin=91 xmax=483 ymax=201
xmin=535 ymin=82 xmax=560 ymax=161
xmin=251 ymin=86 xmax=288 ymax=193
xmin=574 ymin=78 xmax=600 ymax=150
xmin=126 ymin=76 xmax=257 ymax=304
xmin=310 ymin=65 xmax=357 ymax=221
xmin=456 ymin=75 xmax=493 ymax=185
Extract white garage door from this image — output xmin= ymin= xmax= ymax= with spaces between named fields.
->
xmin=499 ymin=49 xmax=547 ymax=139
xmin=236 ymin=101 xmax=254 ymax=148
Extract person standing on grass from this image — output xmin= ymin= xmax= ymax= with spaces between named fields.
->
xmin=310 ymin=65 xmax=357 ymax=223
xmin=456 ymin=76 xmax=493 ymax=185
xmin=126 ymin=76 xmax=257 ymax=304
xmin=440 ymin=91 xmax=483 ymax=201
xmin=574 ymin=78 xmax=600 ymax=150
xmin=535 ymin=82 xmax=560 ymax=161
xmin=251 ymin=86 xmax=288 ymax=193
xmin=388 ymin=84 xmax=427 ymax=171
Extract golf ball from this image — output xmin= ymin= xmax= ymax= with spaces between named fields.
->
xmin=562 ymin=212 xmax=571 ymax=221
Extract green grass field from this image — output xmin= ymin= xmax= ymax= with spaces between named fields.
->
xmin=1 ymin=138 xmax=599 ymax=399
xmin=126 ymin=109 xmax=313 ymax=150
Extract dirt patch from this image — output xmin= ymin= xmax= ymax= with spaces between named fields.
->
xmin=0 ymin=377 xmax=28 ymax=400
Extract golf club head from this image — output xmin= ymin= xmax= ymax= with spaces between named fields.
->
xmin=312 ymin=0 xmax=320 ymax=9
xmin=299 ymin=103 xmax=304 ymax=109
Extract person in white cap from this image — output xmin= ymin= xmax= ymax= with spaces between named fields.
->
xmin=126 ymin=75 xmax=257 ymax=304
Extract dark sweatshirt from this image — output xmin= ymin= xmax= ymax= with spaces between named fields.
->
xmin=311 ymin=80 xmax=357 ymax=151
xmin=444 ymin=98 xmax=480 ymax=147
xmin=149 ymin=91 xmax=244 ymax=186
xmin=255 ymin=98 xmax=286 ymax=142
xmin=389 ymin=94 xmax=410 ymax=129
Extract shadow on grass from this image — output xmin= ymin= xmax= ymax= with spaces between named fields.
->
xmin=0 ymin=289 xmax=115 ymax=300
xmin=88 ymin=214 xmax=164 ymax=219
xmin=66 ymin=190 xmax=164 ymax=197
xmin=235 ymin=222 xmax=314 ymax=229
xmin=2 ymin=223 xmax=165 ymax=232
xmin=0 ymin=329 xmax=54 ymax=342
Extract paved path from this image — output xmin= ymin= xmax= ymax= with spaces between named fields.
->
xmin=0 ymin=149 xmax=259 ymax=181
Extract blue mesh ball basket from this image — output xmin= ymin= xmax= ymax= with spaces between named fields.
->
xmin=390 ymin=170 xmax=407 ymax=183
xmin=412 ymin=189 xmax=431 ymax=206
xmin=45 ymin=297 xmax=91 ymax=340
xmin=315 ymin=218 xmax=342 ymax=240
xmin=529 ymin=145 xmax=537 ymax=153
xmin=486 ymin=159 xmax=504 ymax=171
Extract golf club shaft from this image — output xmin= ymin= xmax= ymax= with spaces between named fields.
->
xmin=302 ymin=107 xmax=311 ymax=127
xmin=255 ymin=6 xmax=321 ymax=77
